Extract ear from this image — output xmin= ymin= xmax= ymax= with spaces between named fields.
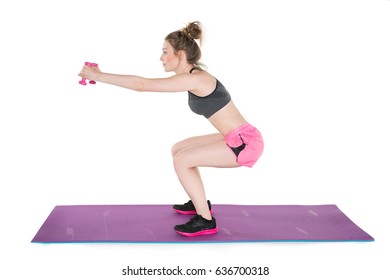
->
xmin=177 ymin=50 xmax=187 ymax=60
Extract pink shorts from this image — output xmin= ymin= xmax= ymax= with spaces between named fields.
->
xmin=224 ymin=123 xmax=264 ymax=167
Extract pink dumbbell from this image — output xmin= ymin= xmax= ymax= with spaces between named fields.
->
xmin=79 ymin=62 xmax=98 ymax=85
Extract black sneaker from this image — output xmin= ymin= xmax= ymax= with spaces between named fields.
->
xmin=173 ymin=200 xmax=213 ymax=215
xmin=174 ymin=215 xmax=218 ymax=237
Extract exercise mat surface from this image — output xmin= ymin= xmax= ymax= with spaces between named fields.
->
xmin=32 ymin=204 xmax=374 ymax=243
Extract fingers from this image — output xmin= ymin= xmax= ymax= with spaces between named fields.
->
xmin=78 ymin=62 xmax=100 ymax=80
xmin=79 ymin=65 xmax=91 ymax=78
xmin=78 ymin=66 xmax=86 ymax=78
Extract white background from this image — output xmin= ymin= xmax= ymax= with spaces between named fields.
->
xmin=1 ymin=0 xmax=389 ymax=279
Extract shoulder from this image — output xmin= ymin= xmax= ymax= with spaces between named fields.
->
xmin=187 ymin=70 xmax=217 ymax=97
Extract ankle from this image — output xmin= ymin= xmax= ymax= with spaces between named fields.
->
xmin=200 ymin=214 xmax=212 ymax=221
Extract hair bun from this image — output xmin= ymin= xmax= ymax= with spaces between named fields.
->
xmin=165 ymin=21 xmax=204 ymax=67
xmin=182 ymin=21 xmax=202 ymax=44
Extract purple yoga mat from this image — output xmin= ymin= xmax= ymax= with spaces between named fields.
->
xmin=31 ymin=204 xmax=374 ymax=243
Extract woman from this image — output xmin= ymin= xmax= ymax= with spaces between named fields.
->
xmin=79 ymin=21 xmax=264 ymax=237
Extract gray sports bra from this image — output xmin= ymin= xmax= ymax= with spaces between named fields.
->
xmin=188 ymin=69 xmax=231 ymax=118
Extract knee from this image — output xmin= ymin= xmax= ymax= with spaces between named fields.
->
xmin=172 ymin=151 xmax=183 ymax=171
xmin=172 ymin=151 xmax=191 ymax=172
xmin=171 ymin=140 xmax=185 ymax=157
xmin=171 ymin=142 xmax=180 ymax=157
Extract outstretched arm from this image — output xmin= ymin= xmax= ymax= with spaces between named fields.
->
xmin=78 ymin=65 xmax=200 ymax=93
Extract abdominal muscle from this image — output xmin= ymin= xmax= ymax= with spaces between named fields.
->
xmin=207 ymin=101 xmax=248 ymax=136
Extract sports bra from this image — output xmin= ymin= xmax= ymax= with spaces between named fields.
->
xmin=188 ymin=69 xmax=231 ymax=118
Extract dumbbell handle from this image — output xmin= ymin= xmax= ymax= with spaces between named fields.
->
xmin=79 ymin=62 xmax=98 ymax=85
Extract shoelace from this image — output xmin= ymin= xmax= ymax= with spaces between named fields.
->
xmin=183 ymin=200 xmax=194 ymax=208
xmin=186 ymin=215 xmax=202 ymax=225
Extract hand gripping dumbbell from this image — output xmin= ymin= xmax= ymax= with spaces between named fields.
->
xmin=79 ymin=62 xmax=98 ymax=85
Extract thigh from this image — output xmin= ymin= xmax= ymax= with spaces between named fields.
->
xmin=174 ymin=139 xmax=240 ymax=168
xmin=172 ymin=133 xmax=224 ymax=156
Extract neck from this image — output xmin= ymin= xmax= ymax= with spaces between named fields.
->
xmin=174 ymin=62 xmax=193 ymax=75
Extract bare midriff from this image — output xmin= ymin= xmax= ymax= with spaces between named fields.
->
xmin=208 ymin=101 xmax=248 ymax=136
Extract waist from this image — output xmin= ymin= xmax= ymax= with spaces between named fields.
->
xmin=224 ymin=123 xmax=253 ymax=138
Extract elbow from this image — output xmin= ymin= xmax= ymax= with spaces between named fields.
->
xmin=133 ymin=87 xmax=145 ymax=92
xmin=133 ymin=80 xmax=148 ymax=92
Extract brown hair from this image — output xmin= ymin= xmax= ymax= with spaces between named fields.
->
xmin=165 ymin=21 xmax=205 ymax=69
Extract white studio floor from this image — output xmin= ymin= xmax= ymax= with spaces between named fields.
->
xmin=1 ymin=0 xmax=389 ymax=279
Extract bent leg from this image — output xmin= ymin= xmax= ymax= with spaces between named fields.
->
xmin=171 ymin=133 xmax=224 ymax=157
xmin=171 ymin=133 xmax=224 ymax=184
xmin=172 ymin=139 xmax=239 ymax=220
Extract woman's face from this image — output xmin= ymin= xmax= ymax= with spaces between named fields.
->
xmin=160 ymin=41 xmax=180 ymax=72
